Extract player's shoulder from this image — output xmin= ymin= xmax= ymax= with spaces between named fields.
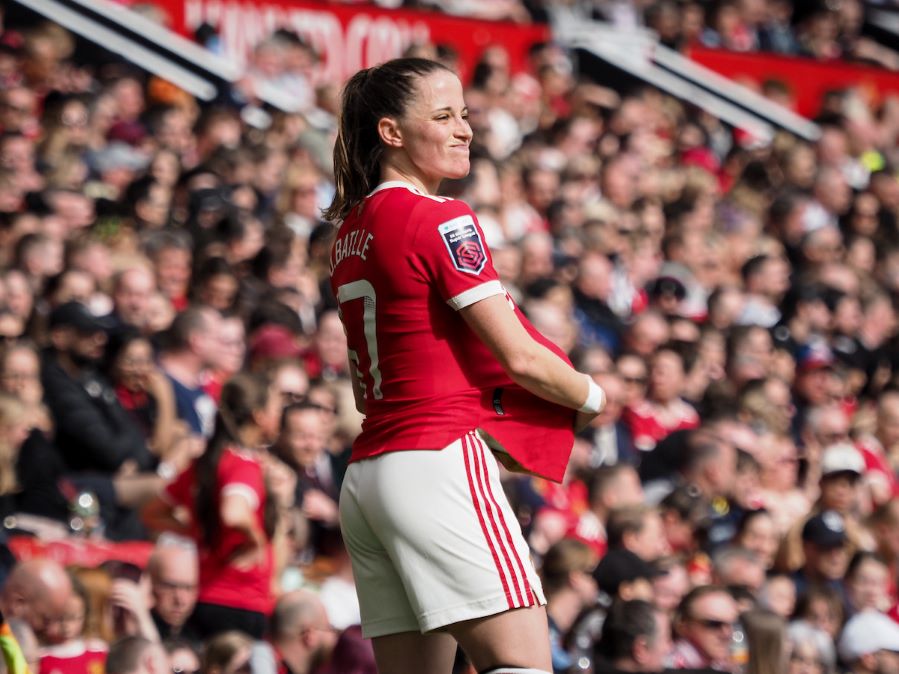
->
xmin=374 ymin=181 xmax=471 ymax=221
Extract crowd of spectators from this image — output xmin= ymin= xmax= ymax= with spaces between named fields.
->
xmin=3 ymin=1 xmax=899 ymax=674
xmin=332 ymin=0 xmax=899 ymax=70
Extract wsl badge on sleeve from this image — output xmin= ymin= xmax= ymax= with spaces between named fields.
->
xmin=438 ymin=215 xmax=487 ymax=275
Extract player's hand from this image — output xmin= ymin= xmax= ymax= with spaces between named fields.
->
xmin=575 ymin=410 xmax=600 ymax=432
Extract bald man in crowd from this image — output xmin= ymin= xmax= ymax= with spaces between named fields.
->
xmin=146 ymin=536 xmax=199 ymax=644
xmin=253 ymin=590 xmax=347 ymax=674
xmin=0 ymin=559 xmax=73 ymax=645
xmin=110 ymin=267 xmax=156 ymax=333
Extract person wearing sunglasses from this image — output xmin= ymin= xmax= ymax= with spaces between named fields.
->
xmin=669 ymin=585 xmax=739 ymax=671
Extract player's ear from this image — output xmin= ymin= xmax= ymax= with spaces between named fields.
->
xmin=377 ymin=116 xmax=403 ymax=148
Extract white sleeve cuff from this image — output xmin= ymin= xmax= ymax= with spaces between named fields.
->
xmin=222 ymin=484 xmax=260 ymax=510
xmin=447 ymin=280 xmax=505 ymax=310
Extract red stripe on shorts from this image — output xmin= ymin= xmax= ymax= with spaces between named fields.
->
xmin=469 ymin=432 xmax=526 ymax=608
xmin=462 ymin=433 xmax=514 ymax=609
xmin=473 ymin=433 xmax=534 ymax=606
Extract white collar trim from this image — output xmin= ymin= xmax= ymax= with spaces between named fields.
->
xmin=368 ymin=180 xmax=423 ymax=197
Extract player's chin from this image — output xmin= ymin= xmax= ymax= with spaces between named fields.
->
xmin=446 ymin=158 xmax=471 ymax=179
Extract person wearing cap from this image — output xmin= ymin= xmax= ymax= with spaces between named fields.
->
xmin=41 ymin=301 xmax=153 ymax=475
xmin=777 ymin=432 xmax=873 ymax=572
xmin=791 ymin=510 xmax=851 ymax=600
xmin=793 ymin=341 xmax=838 ymax=432
xmin=838 ymin=610 xmax=899 ymax=674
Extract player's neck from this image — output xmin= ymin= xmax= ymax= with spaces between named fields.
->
xmin=380 ymin=165 xmax=436 ymax=195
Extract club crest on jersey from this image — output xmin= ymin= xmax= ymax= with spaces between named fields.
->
xmin=438 ymin=215 xmax=486 ymax=275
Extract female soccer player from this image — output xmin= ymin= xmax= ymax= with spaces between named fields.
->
xmin=327 ymin=57 xmax=605 ymax=674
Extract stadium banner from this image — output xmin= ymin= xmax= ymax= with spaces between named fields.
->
xmin=9 ymin=536 xmax=154 ymax=568
xmin=143 ymin=0 xmax=549 ymax=83
xmin=688 ymin=46 xmax=899 ymax=119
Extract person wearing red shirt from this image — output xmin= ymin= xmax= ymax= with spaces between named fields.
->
xmin=325 ymin=57 xmax=606 ymax=673
xmin=143 ymin=372 xmax=284 ymax=639
xmin=623 ymin=344 xmax=699 ymax=452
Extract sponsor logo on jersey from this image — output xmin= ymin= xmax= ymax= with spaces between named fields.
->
xmin=438 ymin=215 xmax=486 ymax=274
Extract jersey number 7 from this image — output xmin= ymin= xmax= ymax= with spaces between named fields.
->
xmin=337 ymin=280 xmax=383 ymax=400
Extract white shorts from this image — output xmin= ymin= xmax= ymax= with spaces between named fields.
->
xmin=339 ymin=430 xmax=546 ymax=638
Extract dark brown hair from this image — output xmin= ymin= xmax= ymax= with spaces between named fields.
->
xmin=195 ymin=372 xmax=277 ymax=547
xmin=323 ymin=57 xmax=452 ymax=222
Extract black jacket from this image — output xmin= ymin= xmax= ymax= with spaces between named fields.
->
xmin=41 ymin=350 xmax=154 ymax=473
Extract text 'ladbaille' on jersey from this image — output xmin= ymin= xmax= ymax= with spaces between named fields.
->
xmin=329 ymin=228 xmax=375 ymax=274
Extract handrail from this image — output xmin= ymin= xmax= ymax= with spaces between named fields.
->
xmin=68 ymin=0 xmax=241 ymax=81
xmin=652 ymin=44 xmax=821 ymax=141
xmin=14 ymin=0 xmax=219 ymax=100
xmin=553 ymin=14 xmax=820 ymax=142
xmin=557 ymin=19 xmax=775 ymax=142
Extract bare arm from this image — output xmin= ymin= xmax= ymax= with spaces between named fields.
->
xmin=146 ymin=369 xmax=179 ymax=457
xmin=460 ymin=293 xmax=601 ymax=413
xmin=221 ymin=492 xmax=267 ymax=569
xmin=141 ymin=496 xmax=191 ymax=538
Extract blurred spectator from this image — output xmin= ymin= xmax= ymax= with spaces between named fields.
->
xmin=201 ymin=631 xmax=252 ymax=674
xmin=711 ymin=546 xmax=767 ymax=603
xmin=743 ymin=608 xmax=787 ymax=674
xmin=793 ymin=511 xmax=851 ymax=599
xmin=844 ymin=551 xmax=891 ymax=615
xmin=105 ymin=636 xmax=168 ymax=674
xmin=607 ymin=504 xmax=670 ymax=561
xmin=272 ymin=402 xmax=339 ymax=556
xmin=1 ymin=558 xmax=73 ymax=645
xmin=572 ymin=463 xmax=644 ymax=557
xmin=623 ymin=344 xmax=700 ymax=452
xmin=785 ymin=620 xmax=835 ymax=674
xmin=109 ymin=268 xmax=156 ymax=334
xmin=146 ymin=536 xmax=200 ymax=644
xmin=103 ymin=328 xmax=185 ymax=465
xmin=541 ymin=539 xmax=599 ymax=671
xmin=594 ymin=599 xmax=672 ymax=673
xmin=162 ymin=638 xmax=200 ymax=674
xmin=258 ymin=590 xmax=339 ymax=674
xmin=669 ymin=585 xmax=739 ymax=670
xmin=158 ymin=306 xmax=220 ymax=439
xmin=42 ymin=301 xmax=152 ymax=473
xmin=837 ymin=610 xmax=899 ymax=674
xmin=38 ymin=571 xmax=108 ymax=674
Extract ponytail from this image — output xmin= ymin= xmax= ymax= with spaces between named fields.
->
xmin=323 ymin=58 xmax=452 ymax=223
xmin=195 ymin=372 xmax=277 ymax=547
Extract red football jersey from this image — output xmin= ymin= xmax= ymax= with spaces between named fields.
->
xmin=330 ymin=181 xmax=575 ymax=479
xmin=164 ymin=447 xmax=274 ymax=614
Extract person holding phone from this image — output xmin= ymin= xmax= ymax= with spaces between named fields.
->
xmin=327 ymin=57 xmax=605 ymax=674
